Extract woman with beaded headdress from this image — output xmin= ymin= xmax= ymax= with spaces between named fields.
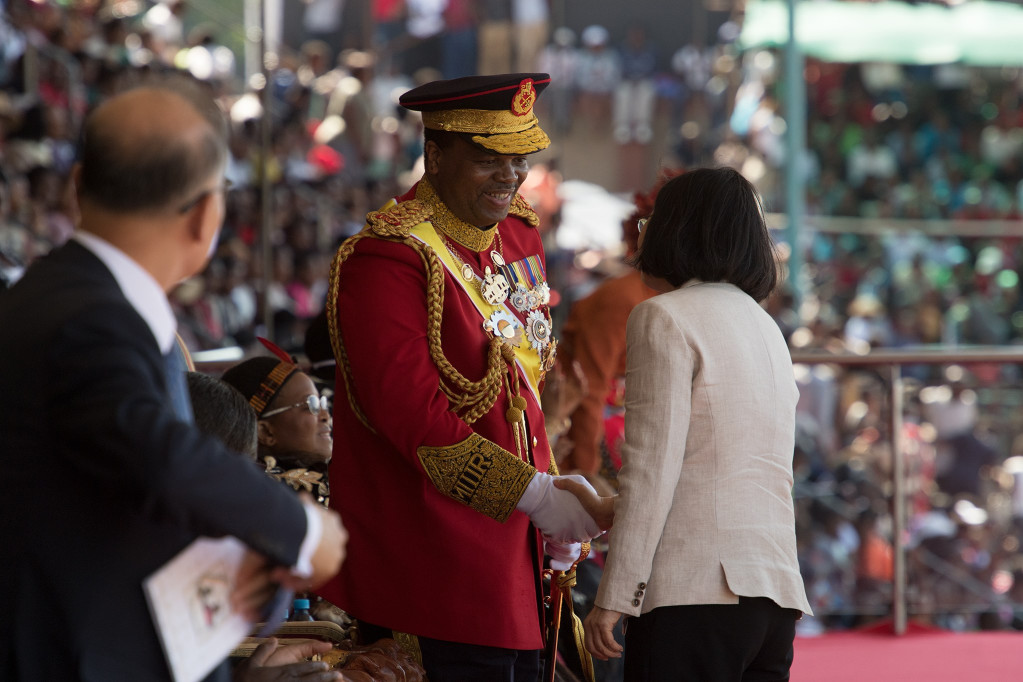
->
xmin=222 ymin=345 xmax=333 ymax=506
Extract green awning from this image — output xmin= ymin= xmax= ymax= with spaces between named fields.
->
xmin=739 ymin=0 xmax=1023 ymax=65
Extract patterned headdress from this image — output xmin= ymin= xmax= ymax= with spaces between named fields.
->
xmin=220 ymin=339 xmax=300 ymax=417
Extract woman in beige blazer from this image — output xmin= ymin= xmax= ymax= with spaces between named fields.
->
xmin=580 ymin=167 xmax=812 ymax=681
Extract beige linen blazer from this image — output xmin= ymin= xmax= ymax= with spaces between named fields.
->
xmin=596 ymin=281 xmax=812 ymax=617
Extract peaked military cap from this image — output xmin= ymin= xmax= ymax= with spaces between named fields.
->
xmin=399 ymin=73 xmax=551 ymax=155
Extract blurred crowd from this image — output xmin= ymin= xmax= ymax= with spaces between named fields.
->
xmin=743 ymin=56 xmax=1023 ymax=634
xmin=790 ymin=357 xmax=1023 ymax=634
xmin=4 ymin=0 xmax=1023 ymax=636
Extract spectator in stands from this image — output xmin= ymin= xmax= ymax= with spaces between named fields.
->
xmin=575 ymin=25 xmax=620 ymax=133
xmin=477 ymin=0 xmax=513 ymax=75
xmin=441 ymin=0 xmax=477 ymax=79
xmin=612 ymin=25 xmax=657 ymax=145
xmin=512 ymin=0 xmax=549 ymax=73
xmin=372 ymin=0 xmax=407 ymax=73
xmin=286 ymin=251 xmax=328 ymax=321
xmin=536 ymin=27 xmax=578 ymax=134
xmin=403 ymin=0 xmax=446 ymax=74
xmin=847 ymin=128 xmax=898 ymax=189
xmin=142 ymin=0 xmax=188 ymax=63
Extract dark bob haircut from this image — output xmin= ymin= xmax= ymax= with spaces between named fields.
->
xmin=633 ymin=167 xmax=778 ymax=302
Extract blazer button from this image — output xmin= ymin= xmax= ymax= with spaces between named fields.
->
xmin=632 ymin=599 xmax=641 ymax=607
xmin=635 ymin=590 xmax=643 ymax=597
xmin=532 ymin=436 xmax=538 ymax=447
xmin=638 ymin=582 xmax=647 ymax=590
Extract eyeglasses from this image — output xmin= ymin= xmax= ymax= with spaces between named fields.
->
xmin=261 ymin=394 xmax=329 ymax=418
xmin=177 ymin=179 xmax=233 ymax=215
xmin=637 ymin=217 xmax=649 ymax=233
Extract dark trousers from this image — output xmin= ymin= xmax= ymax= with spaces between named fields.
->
xmin=359 ymin=620 xmax=542 ymax=682
xmin=623 ymin=597 xmax=799 ymax=682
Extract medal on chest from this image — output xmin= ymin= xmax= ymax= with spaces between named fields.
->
xmin=525 ymin=310 xmax=552 ymax=351
xmin=484 ymin=309 xmax=524 ymax=346
xmin=498 ymin=254 xmax=550 ymax=313
xmin=481 ymin=266 xmax=512 ymax=305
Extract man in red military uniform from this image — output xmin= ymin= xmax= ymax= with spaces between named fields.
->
xmin=320 ymin=73 xmax=605 ymax=680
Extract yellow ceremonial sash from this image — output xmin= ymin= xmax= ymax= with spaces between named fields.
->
xmin=409 ymin=221 xmax=544 ymax=404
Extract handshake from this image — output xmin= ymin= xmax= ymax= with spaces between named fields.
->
xmin=516 ymin=473 xmax=616 ymax=570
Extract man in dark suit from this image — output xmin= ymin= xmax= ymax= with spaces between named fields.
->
xmin=0 ymin=74 xmax=346 ymax=681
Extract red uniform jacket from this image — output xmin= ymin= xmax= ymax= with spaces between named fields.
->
xmin=320 ymin=183 xmax=554 ymax=650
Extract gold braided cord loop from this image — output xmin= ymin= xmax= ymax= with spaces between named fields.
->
xmin=327 ymin=230 xmax=378 ymax=432
xmin=419 ymin=242 xmax=510 ymax=425
xmin=326 ymin=198 xmax=522 ymax=432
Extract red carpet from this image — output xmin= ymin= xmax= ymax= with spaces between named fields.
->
xmin=792 ymin=622 xmax=1023 ymax=681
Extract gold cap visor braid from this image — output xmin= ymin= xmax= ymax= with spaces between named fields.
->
xmin=422 ymin=109 xmax=551 ymax=154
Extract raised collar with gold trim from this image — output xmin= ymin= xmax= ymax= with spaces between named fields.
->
xmin=414 ymin=179 xmax=539 ymax=252
xmin=416 ymin=180 xmax=496 ymax=252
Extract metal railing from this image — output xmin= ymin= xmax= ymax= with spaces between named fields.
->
xmin=195 ymin=344 xmax=1023 ymax=633
xmin=790 ymin=345 xmax=1023 ymax=634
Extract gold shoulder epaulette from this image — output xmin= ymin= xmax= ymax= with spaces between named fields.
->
xmin=366 ymin=199 xmax=434 ymax=238
xmin=509 ymin=193 xmax=539 ymax=227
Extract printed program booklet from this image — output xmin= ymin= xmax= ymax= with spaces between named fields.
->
xmin=144 ymin=536 xmax=251 ymax=682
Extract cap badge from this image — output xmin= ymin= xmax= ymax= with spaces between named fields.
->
xmin=510 ymin=79 xmax=537 ymax=117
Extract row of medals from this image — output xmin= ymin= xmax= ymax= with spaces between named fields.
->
xmin=462 ymin=250 xmax=557 ymax=372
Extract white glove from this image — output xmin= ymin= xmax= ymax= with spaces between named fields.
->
xmin=516 ymin=473 xmax=602 ymax=543
xmin=545 ymin=538 xmax=583 ymax=571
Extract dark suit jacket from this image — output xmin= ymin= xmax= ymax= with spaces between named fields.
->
xmin=0 ymin=241 xmax=308 ymax=680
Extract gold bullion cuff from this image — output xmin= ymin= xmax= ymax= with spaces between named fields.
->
xmin=418 ymin=434 xmax=537 ymax=522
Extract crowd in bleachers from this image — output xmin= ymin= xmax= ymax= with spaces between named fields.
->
xmin=732 ymin=54 xmax=1023 ymax=633
xmin=5 ymin=0 xmax=1023 ymax=635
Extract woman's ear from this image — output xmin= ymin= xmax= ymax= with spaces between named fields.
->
xmin=257 ymin=420 xmax=275 ymax=447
